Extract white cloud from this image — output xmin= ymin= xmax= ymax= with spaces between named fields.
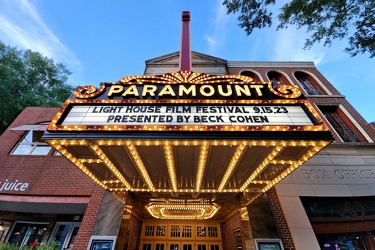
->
xmin=0 ymin=0 xmax=81 ymax=68
xmin=273 ymin=27 xmax=328 ymax=64
xmin=204 ymin=0 xmax=231 ymax=54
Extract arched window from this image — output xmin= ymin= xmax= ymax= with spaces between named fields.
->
xmin=240 ymin=70 xmax=260 ymax=82
xmin=267 ymin=71 xmax=289 ymax=89
xmin=318 ymin=105 xmax=364 ymax=142
xmin=294 ymin=71 xmax=325 ymax=95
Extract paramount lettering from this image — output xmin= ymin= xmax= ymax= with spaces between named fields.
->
xmin=107 ymin=84 xmax=264 ymax=98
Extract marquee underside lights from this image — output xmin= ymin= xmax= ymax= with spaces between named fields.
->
xmin=44 ymin=71 xmax=333 ymax=219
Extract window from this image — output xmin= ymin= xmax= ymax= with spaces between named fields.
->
xmin=156 ymin=226 xmax=166 ymax=237
xmin=197 ymin=226 xmax=206 ymax=237
xmin=319 ymin=106 xmax=363 ymax=142
xmin=317 ymin=233 xmax=367 ymax=250
xmin=267 ymin=71 xmax=289 ymax=89
xmin=240 ymin=70 xmax=260 ymax=81
xmin=6 ymin=222 xmax=48 ymax=247
xmin=294 ymin=71 xmax=324 ymax=95
xmin=170 ymin=225 xmax=180 ymax=237
xmin=182 ymin=225 xmax=192 ymax=238
xmin=11 ymin=130 xmax=52 ymax=155
xmin=145 ymin=226 xmax=154 ymax=236
xmin=208 ymin=226 xmax=218 ymax=237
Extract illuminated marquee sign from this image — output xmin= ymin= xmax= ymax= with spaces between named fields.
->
xmin=62 ymin=104 xmax=313 ymax=127
xmin=48 ymin=71 xmax=327 ymax=132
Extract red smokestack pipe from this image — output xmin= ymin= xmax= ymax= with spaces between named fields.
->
xmin=179 ymin=11 xmax=192 ymax=71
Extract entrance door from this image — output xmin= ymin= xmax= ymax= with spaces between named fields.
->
xmin=154 ymin=241 xmax=166 ymax=250
xmin=197 ymin=243 xmax=207 ymax=250
xmin=50 ymin=222 xmax=80 ymax=249
xmin=169 ymin=242 xmax=179 ymax=250
xmin=141 ymin=242 xmax=153 ymax=250
xmin=208 ymin=243 xmax=220 ymax=250
xmin=181 ymin=242 xmax=192 ymax=250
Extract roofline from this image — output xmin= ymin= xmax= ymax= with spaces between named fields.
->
xmin=145 ymin=51 xmax=227 ymax=64
xmin=227 ymin=61 xmax=316 ymax=68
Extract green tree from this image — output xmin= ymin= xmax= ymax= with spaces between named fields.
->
xmin=0 ymin=40 xmax=73 ymax=134
xmin=223 ymin=0 xmax=375 ymax=57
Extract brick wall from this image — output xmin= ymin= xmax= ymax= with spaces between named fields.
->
xmin=267 ymin=187 xmax=296 ymax=250
xmin=73 ymin=186 xmax=105 ymax=250
xmin=127 ymin=213 xmax=142 ymax=250
xmin=220 ymin=211 xmax=246 ymax=250
xmin=0 ymin=107 xmax=103 ymax=250
xmin=0 ymin=107 xmax=97 ymax=196
xmin=227 ymin=66 xmax=375 ymax=141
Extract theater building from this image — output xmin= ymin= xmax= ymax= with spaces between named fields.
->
xmin=1 ymin=12 xmax=375 ymax=250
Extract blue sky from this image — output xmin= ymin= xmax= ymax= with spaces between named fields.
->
xmin=0 ymin=0 xmax=374 ymax=122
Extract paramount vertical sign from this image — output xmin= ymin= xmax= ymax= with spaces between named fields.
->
xmin=47 ymin=71 xmax=327 ymax=132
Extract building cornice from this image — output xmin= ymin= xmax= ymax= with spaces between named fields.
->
xmin=228 ymin=61 xmax=316 ymax=68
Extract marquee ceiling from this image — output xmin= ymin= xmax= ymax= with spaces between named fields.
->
xmin=46 ymin=136 xmax=330 ymax=219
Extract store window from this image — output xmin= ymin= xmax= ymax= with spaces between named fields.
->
xmin=294 ymin=71 xmax=325 ymax=95
xmin=11 ymin=130 xmax=52 ymax=155
xmin=6 ymin=222 xmax=48 ymax=247
xmin=301 ymin=197 xmax=375 ymax=250
xmin=317 ymin=233 xmax=367 ymax=250
xmin=318 ymin=105 xmax=364 ymax=142
xmin=50 ymin=222 xmax=80 ymax=250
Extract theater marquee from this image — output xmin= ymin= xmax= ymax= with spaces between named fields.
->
xmin=44 ymin=71 xmax=333 ymax=219
xmin=48 ymin=71 xmax=324 ymax=132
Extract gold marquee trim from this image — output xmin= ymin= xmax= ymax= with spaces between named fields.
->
xmin=72 ymin=71 xmax=301 ymax=99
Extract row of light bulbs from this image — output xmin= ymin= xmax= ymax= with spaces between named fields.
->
xmin=49 ymin=138 xmax=330 ymax=195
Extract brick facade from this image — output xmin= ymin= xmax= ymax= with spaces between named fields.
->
xmin=220 ymin=211 xmax=246 ymax=250
xmin=127 ymin=213 xmax=142 ymax=250
xmin=0 ymin=107 xmax=96 ymax=197
xmin=267 ymin=188 xmax=296 ymax=250
xmin=73 ymin=186 xmax=105 ymax=250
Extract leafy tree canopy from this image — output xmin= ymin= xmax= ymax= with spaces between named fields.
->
xmin=223 ymin=0 xmax=375 ymax=57
xmin=0 ymin=40 xmax=74 ymax=134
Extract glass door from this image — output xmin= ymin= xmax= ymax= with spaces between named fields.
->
xmin=169 ymin=242 xmax=179 ymax=250
xmin=141 ymin=242 xmax=152 ymax=250
xmin=182 ymin=243 xmax=192 ymax=250
xmin=209 ymin=243 xmax=220 ymax=250
xmin=154 ymin=241 xmax=166 ymax=250
xmin=50 ymin=222 xmax=80 ymax=250
xmin=197 ymin=243 xmax=207 ymax=250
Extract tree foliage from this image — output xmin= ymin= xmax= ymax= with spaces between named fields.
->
xmin=223 ymin=0 xmax=375 ymax=57
xmin=0 ymin=40 xmax=74 ymax=134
